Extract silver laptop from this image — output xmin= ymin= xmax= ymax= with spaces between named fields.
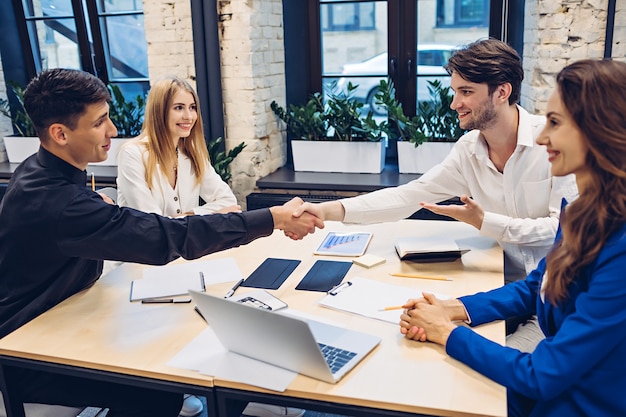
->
xmin=190 ymin=290 xmax=380 ymax=384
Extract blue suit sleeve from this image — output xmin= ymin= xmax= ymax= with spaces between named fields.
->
xmin=447 ymin=237 xmax=626 ymax=402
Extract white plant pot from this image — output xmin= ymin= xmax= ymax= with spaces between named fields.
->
xmin=291 ymin=140 xmax=385 ymax=173
xmin=397 ymin=141 xmax=455 ymax=174
xmin=2 ymin=136 xmax=128 ymax=166
xmin=3 ymin=136 xmax=40 ymax=163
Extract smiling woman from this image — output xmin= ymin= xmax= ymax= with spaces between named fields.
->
xmin=116 ymin=76 xmax=239 ymax=218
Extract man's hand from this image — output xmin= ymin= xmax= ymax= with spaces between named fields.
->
xmin=98 ymin=192 xmax=115 ymax=205
xmin=270 ymin=197 xmax=324 ymax=240
xmin=420 ymin=195 xmax=484 ymax=229
xmin=292 ymin=200 xmax=345 ymax=222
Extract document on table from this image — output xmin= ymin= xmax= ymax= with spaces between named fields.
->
xmin=130 ymin=258 xmax=243 ymax=301
xmin=319 ymin=277 xmax=449 ymax=324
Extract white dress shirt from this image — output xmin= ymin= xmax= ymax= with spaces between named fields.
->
xmin=341 ymin=106 xmax=578 ymax=279
xmin=116 ymin=138 xmax=237 ymax=217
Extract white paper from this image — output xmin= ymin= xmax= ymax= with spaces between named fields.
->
xmin=319 ymin=277 xmax=449 ymax=324
xmin=130 ymin=258 xmax=243 ymax=301
xmin=167 ymin=328 xmax=296 ymax=392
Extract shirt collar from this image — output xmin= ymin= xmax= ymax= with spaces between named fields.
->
xmin=472 ymin=104 xmax=537 ymax=158
xmin=37 ymin=146 xmax=87 ymax=185
xmin=516 ymin=105 xmax=537 ymax=147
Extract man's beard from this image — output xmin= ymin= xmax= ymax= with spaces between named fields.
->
xmin=461 ymin=99 xmax=498 ymax=131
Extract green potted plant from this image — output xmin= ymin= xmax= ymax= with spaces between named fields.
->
xmin=270 ymin=81 xmax=387 ymax=173
xmin=207 ymin=136 xmax=246 ymax=183
xmin=1 ymin=81 xmax=40 ymax=163
xmin=376 ymin=78 xmax=465 ymax=173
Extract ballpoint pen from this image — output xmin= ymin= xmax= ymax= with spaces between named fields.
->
xmin=224 ymin=278 xmax=244 ymax=298
xmin=327 ymin=281 xmax=352 ymax=295
xmin=141 ymin=297 xmax=192 ymax=304
xmin=199 ymin=271 xmax=206 ymax=292
xmin=91 ymin=172 xmax=95 ymax=191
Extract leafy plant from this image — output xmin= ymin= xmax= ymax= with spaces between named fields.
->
xmin=270 ymin=93 xmax=326 ymax=141
xmin=107 ymin=84 xmax=145 ymax=138
xmin=376 ymin=78 xmax=465 ymax=146
xmin=207 ymin=136 xmax=246 ymax=183
xmin=271 ymin=81 xmax=386 ymax=142
xmin=0 ymin=81 xmax=37 ymax=137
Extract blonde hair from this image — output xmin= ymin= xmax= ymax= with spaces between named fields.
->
xmin=140 ymin=76 xmax=208 ymax=189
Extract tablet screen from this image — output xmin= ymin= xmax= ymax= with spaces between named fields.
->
xmin=313 ymin=231 xmax=373 ymax=257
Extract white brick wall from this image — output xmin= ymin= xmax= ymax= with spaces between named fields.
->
xmin=521 ymin=0 xmax=612 ymax=115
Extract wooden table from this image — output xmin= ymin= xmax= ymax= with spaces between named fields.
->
xmin=0 ymin=220 xmax=506 ymax=417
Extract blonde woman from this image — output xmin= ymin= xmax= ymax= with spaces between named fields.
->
xmin=117 ymin=76 xmax=239 ymax=217
xmin=116 ymin=76 xmax=303 ymax=417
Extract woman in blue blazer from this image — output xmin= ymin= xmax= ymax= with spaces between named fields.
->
xmin=399 ymin=59 xmax=626 ymax=417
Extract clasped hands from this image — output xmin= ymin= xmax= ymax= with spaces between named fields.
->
xmin=270 ymin=197 xmax=325 ymax=240
xmin=399 ymin=293 xmax=467 ymax=346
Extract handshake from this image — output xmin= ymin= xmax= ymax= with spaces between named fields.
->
xmin=269 ymin=197 xmax=343 ymax=240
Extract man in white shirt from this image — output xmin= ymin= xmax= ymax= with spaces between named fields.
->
xmin=293 ymin=39 xmax=578 ymax=351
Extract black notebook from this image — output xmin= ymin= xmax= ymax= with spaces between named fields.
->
xmin=240 ymin=258 xmax=301 ymax=290
xmin=295 ymin=260 xmax=352 ymax=292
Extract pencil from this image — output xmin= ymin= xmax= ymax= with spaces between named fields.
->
xmin=91 ymin=172 xmax=95 ymax=191
xmin=390 ymin=272 xmax=451 ymax=281
xmin=380 ymin=305 xmax=404 ymax=311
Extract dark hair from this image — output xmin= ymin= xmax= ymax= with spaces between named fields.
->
xmin=23 ymin=68 xmax=111 ymax=140
xmin=445 ymin=38 xmax=523 ymax=104
xmin=545 ymin=59 xmax=626 ymax=304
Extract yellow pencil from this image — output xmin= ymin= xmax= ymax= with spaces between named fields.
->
xmin=91 ymin=172 xmax=95 ymax=191
xmin=380 ymin=305 xmax=404 ymax=311
xmin=390 ymin=272 xmax=451 ymax=281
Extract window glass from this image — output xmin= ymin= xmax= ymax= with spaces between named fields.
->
xmin=321 ymin=0 xmax=386 ymax=108
xmin=98 ymin=0 xmax=143 ymax=14
xmin=100 ymin=14 xmax=149 ymax=79
xmin=322 ymin=2 xmax=375 ymax=31
xmin=26 ymin=17 xmax=81 ymax=70
xmin=22 ymin=0 xmax=73 ymax=18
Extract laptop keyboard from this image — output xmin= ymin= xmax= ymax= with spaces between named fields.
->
xmin=318 ymin=343 xmax=357 ymax=374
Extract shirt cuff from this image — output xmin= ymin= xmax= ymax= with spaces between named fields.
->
xmin=479 ymin=211 xmax=508 ymax=240
xmin=242 ymin=208 xmax=275 ymax=238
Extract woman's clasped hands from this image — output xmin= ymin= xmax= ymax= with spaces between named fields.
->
xmin=399 ymin=293 xmax=468 ymax=346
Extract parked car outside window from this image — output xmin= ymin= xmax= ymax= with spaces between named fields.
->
xmin=336 ymin=44 xmax=456 ymax=115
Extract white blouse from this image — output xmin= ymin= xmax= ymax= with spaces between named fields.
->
xmin=116 ymin=138 xmax=237 ymax=217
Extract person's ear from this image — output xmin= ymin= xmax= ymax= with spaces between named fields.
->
xmin=496 ymin=83 xmax=512 ymax=104
xmin=48 ymin=124 xmax=68 ymax=146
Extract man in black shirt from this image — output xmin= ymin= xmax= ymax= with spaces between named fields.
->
xmin=0 ymin=68 xmax=323 ymax=417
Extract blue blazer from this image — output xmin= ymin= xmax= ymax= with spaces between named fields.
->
xmin=448 ymin=221 xmax=626 ymax=416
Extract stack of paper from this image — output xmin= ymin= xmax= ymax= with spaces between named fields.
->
xmin=130 ymin=258 xmax=243 ymax=301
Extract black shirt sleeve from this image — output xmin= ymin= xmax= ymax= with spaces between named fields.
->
xmin=56 ymin=192 xmax=274 ymax=265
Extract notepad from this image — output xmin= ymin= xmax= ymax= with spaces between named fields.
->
xmin=130 ymin=258 xmax=243 ymax=301
xmin=319 ymin=277 xmax=449 ymax=324
xmin=313 ymin=231 xmax=373 ymax=257
xmin=395 ymin=236 xmax=468 ymax=262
